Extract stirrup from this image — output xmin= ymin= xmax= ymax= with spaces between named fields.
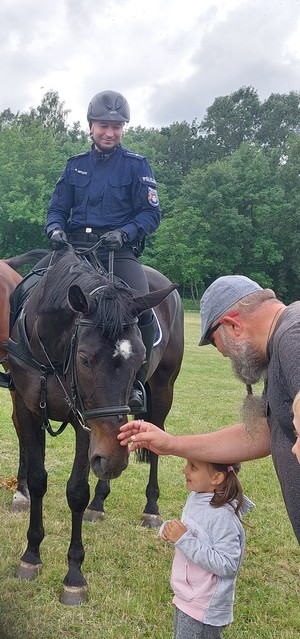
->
xmin=129 ymin=380 xmax=147 ymax=413
xmin=0 ymin=371 xmax=14 ymax=390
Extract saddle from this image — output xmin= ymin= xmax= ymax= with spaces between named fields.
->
xmin=0 ymin=268 xmax=47 ymax=389
xmin=0 ymin=252 xmax=162 ymax=391
xmin=10 ymin=268 xmax=48 ymax=333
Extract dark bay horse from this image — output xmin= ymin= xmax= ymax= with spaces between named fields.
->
xmin=0 ymin=249 xmax=48 ymax=360
xmin=7 ymin=245 xmax=184 ymax=604
xmin=0 ymin=249 xmax=50 ymax=508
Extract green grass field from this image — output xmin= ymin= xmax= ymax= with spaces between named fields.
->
xmin=0 ymin=312 xmax=300 ymax=639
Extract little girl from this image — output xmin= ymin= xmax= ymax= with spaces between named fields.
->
xmin=160 ymin=459 xmax=254 ymax=639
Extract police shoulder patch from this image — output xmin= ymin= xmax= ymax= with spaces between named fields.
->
xmin=123 ymin=149 xmax=145 ymax=160
xmin=148 ymin=187 xmax=159 ymax=207
xmin=67 ymin=150 xmax=90 ymax=163
xmin=142 ymin=175 xmax=156 ymax=185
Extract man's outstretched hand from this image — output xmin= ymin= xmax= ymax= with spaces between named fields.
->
xmin=117 ymin=419 xmax=173 ymax=456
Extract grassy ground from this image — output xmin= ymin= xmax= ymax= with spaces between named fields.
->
xmin=0 ymin=312 xmax=300 ymax=639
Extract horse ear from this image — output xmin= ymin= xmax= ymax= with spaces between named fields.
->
xmin=130 ymin=283 xmax=178 ymax=316
xmin=68 ymin=285 xmax=90 ymax=314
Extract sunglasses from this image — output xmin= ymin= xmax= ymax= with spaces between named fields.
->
xmin=205 ymin=311 xmax=240 ymax=347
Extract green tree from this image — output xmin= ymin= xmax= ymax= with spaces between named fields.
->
xmin=257 ymin=91 xmax=300 ymax=149
xmin=273 ymin=134 xmax=300 ymax=301
xmin=149 ymin=142 xmax=286 ymax=296
xmin=198 ymin=86 xmax=261 ymax=162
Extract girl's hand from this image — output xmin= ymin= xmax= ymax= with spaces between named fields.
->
xmin=161 ymin=519 xmax=187 ymax=543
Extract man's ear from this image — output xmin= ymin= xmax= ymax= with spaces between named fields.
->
xmin=222 ymin=314 xmax=243 ymax=338
xmin=211 ymin=471 xmax=226 ymax=487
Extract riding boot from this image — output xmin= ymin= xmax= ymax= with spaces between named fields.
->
xmin=129 ymin=317 xmax=155 ymax=412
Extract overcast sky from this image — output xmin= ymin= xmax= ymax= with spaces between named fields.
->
xmin=1 ymin=0 xmax=300 ymax=131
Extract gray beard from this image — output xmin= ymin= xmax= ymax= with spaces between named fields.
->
xmin=219 ymin=328 xmax=268 ymax=434
xmin=220 ymin=329 xmax=268 ymax=385
xmin=230 ymin=344 xmax=268 ymax=385
xmin=241 ymin=392 xmax=267 ymax=434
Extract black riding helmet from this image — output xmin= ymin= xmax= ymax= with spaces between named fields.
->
xmin=87 ymin=90 xmax=130 ymax=126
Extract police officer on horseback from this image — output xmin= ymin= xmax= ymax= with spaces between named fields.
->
xmin=46 ymin=90 xmax=161 ymax=410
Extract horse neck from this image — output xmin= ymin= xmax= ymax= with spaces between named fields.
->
xmin=33 ymin=308 xmax=75 ymax=361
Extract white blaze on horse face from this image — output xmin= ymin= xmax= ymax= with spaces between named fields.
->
xmin=113 ymin=339 xmax=133 ymax=360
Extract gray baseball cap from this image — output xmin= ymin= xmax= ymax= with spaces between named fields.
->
xmin=199 ymin=275 xmax=263 ymax=346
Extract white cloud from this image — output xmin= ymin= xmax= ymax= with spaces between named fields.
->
xmin=0 ymin=0 xmax=299 ymax=129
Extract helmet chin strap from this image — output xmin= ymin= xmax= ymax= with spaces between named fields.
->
xmin=89 ymin=130 xmax=120 ymax=153
xmin=91 ymin=138 xmax=119 ymax=156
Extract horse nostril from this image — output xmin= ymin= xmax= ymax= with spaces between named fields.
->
xmin=92 ymin=455 xmax=106 ymax=477
xmin=90 ymin=453 xmax=128 ymax=480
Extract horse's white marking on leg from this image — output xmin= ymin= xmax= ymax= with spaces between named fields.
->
xmin=13 ymin=490 xmax=30 ymax=503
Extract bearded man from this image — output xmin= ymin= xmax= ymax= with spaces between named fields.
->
xmin=118 ymin=275 xmax=300 ymax=543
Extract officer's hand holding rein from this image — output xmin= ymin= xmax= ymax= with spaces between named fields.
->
xmin=100 ymin=229 xmax=128 ymax=251
xmin=49 ymin=228 xmax=69 ymax=251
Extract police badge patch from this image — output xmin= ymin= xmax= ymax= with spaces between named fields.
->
xmin=148 ymin=187 xmax=159 ymax=206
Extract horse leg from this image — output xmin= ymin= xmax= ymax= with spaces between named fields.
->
xmin=142 ymin=449 xmax=161 ymax=528
xmin=17 ymin=407 xmax=47 ymax=581
xmin=11 ymin=434 xmax=30 ymax=510
xmin=83 ymin=479 xmax=110 ymax=522
xmin=10 ymin=391 xmax=30 ymax=512
xmin=61 ymin=428 xmax=90 ymax=606
xmin=140 ymin=364 xmax=180 ymax=528
xmin=133 ymin=386 xmax=161 ymax=528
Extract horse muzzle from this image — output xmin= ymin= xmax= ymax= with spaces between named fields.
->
xmin=88 ymin=424 xmax=129 ymax=480
xmin=89 ymin=452 xmax=129 ymax=480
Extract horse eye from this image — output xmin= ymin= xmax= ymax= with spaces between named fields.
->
xmin=79 ymin=355 xmax=90 ymax=368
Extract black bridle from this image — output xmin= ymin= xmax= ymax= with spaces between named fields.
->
xmin=68 ymin=316 xmax=133 ymax=431
xmin=34 ymin=312 xmax=137 ymax=435
xmin=9 ymin=249 xmax=135 ymax=435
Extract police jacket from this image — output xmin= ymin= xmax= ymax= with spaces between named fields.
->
xmin=46 ymin=144 xmax=161 ymax=243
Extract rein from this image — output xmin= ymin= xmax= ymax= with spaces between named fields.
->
xmin=34 ymin=314 xmax=133 ymax=435
xmin=70 ymin=317 xmax=132 ymax=430
xmin=9 ymin=248 xmax=134 ymax=436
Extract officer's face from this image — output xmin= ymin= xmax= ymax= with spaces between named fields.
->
xmin=91 ymin=121 xmax=124 ymax=151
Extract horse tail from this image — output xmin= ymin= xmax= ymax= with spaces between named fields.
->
xmin=5 ymin=249 xmax=50 ymax=270
xmin=134 ymin=448 xmax=151 ymax=463
xmin=133 ymin=384 xmax=152 ymax=463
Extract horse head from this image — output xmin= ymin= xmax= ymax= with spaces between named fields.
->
xmin=67 ymin=278 xmax=177 ymax=481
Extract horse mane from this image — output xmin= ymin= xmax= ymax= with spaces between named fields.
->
xmin=91 ymin=284 xmax=138 ymax=340
xmin=36 ymin=249 xmax=139 ymax=340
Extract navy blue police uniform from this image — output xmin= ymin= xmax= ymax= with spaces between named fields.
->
xmin=45 ymin=141 xmax=161 ymax=409
xmin=47 ymin=144 xmax=160 ymax=247
xmin=46 ymin=143 xmax=161 ymax=309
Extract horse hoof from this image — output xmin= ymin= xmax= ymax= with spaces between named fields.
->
xmin=142 ymin=513 xmax=162 ymax=528
xmin=83 ymin=508 xmax=105 ymax=522
xmin=60 ymin=585 xmax=88 ymax=606
xmin=10 ymin=491 xmax=30 ymax=513
xmin=17 ymin=561 xmax=42 ymax=581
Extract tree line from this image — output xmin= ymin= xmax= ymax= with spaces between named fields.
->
xmin=0 ymin=86 xmax=299 ymax=302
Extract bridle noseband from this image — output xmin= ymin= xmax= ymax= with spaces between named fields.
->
xmin=70 ymin=316 xmax=135 ymax=431
xmin=34 ymin=307 xmax=139 ymax=434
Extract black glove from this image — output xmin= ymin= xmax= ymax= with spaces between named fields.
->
xmin=100 ymin=229 xmax=128 ymax=251
xmin=49 ymin=228 xmax=69 ymax=251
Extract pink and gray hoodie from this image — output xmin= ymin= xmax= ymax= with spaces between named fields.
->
xmin=160 ymin=492 xmax=254 ymax=627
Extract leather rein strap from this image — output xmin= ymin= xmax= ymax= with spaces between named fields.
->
xmin=34 ymin=317 xmax=131 ymax=435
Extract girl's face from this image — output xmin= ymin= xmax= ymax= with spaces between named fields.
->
xmin=183 ymin=459 xmax=222 ymax=493
xmin=292 ymin=416 xmax=300 ymax=463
